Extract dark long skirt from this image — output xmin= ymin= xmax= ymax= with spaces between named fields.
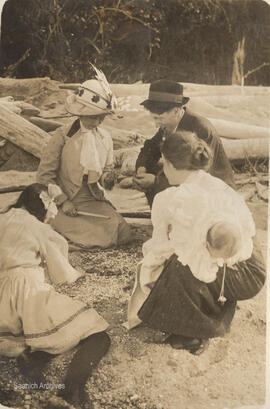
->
xmin=138 ymin=238 xmax=265 ymax=339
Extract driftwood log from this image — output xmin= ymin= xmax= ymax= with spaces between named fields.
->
xmin=0 ymin=170 xmax=36 ymax=193
xmin=209 ymin=118 xmax=269 ymax=140
xmin=115 ymin=137 xmax=269 ymax=177
xmin=0 ymin=100 xmax=268 ymax=164
xmin=0 ymin=104 xmax=50 ymax=158
xmin=28 ymin=116 xmax=63 ymax=132
xmin=221 ymin=137 xmax=269 ymax=161
xmin=0 ymin=97 xmax=21 ymax=114
xmin=59 ymin=84 xmax=269 ymax=140
xmin=0 ymin=97 xmax=41 ymax=116
xmin=17 ymin=101 xmax=41 ymax=116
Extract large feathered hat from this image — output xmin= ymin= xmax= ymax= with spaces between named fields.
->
xmin=65 ymin=64 xmax=117 ymax=116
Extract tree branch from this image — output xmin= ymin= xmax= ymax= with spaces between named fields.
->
xmin=244 ymin=62 xmax=270 ymax=79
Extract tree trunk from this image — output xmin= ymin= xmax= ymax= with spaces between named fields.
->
xmin=0 ymin=104 xmax=50 ymax=158
xmin=231 ymin=37 xmax=246 ymax=85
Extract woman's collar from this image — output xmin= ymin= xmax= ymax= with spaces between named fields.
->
xmin=80 ymin=121 xmax=95 ymax=133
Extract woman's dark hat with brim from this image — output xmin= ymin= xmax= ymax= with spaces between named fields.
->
xmin=140 ymin=80 xmax=189 ymax=111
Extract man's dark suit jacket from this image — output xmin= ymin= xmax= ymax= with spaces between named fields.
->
xmin=135 ymin=108 xmax=236 ymax=206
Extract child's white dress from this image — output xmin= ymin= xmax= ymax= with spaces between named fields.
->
xmin=0 ymin=208 xmax=108 ymax=357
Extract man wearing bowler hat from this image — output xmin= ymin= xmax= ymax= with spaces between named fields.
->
xmin=133 ymin=80 xmax=235 ymax=206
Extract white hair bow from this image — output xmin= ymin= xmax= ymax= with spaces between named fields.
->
xmin=39 ymin=184 xmax=62 ymax=223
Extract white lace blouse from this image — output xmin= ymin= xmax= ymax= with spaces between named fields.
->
xmin=141 ymin=170 xmax=255 ymax=283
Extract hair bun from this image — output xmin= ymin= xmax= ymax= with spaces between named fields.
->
xmin=160 ymin=130 xmax=213 ymax=171
xmin=192 ymin=142 xmax=211 ymax=169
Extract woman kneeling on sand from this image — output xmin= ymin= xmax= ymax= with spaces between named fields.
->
xmin=127 ymin=130 xmax=265 ymax=354
xmin=0 ymin=184 xmax=110 ymax=408
xmin=37 ymin=66 xmax=131 ymax=249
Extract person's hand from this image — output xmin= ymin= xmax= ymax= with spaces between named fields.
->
xmin=136 ymin=166 xmax=147 ymax=176
xmin=133 ymin=169 xmax=155 ymax=191
xmin=102 ymin=171 xmax=115 ymax=190
xmin=54 ymin=193 xmax=67 ymax=207
xmin=62 ymin=200 xmax=77 ymax=216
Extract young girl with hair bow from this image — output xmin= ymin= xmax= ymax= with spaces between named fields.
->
xmin=0 ymin=183 xmax=110 ymax=408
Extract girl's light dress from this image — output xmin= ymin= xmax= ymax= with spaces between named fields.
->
xmin=0 ymin=208 xmax=108 ymax=358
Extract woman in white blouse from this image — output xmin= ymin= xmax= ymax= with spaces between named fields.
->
xmin=127 ymin=130 xmax=265 ymax=354
xmin=37 ymin=68 xmax=131 ymax=249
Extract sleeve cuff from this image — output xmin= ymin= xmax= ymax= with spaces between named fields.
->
xmin=54 ymin=192 xmax=68 ymax=206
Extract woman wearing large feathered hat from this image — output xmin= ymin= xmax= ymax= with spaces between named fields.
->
xmin=37 ymin=65 xmax=131 ymax=249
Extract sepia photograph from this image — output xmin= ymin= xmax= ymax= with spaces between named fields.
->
xmin=0 ymin=1 xmax=269 ymax=409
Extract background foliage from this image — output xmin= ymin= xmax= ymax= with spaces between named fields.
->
xmin=0 ymin=0 xmax=269 ymax=84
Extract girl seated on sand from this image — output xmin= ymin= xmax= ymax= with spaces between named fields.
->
xmin=0 ymin=183 xmax=110 ymax=409
xmin=127 ymin=130 xmax=265 ymax=354
xmin=37 ymin=65 xmax=131 ymax=249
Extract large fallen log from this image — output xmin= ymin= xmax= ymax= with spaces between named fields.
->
xmin=59 ymin=83 xmax=80 ymax=91
xmin=111 ymin=82 xmax=268 ymax=98
xmin=0 ymin=97 xmax=41 ymax=116
xmin=209 ymin=118 xmax=269 ymax=140
xmin=0 ymin=191 xmax=21 ymax=213
xmin=28 ymin=116 xmax=63 ymax=132
xmin=0 ymin=104 xmax=50 ymax=158
xmin=0 ymin=101 xmax=268 ymax=164
xmin=188 ymin=97 xmax=242 ymax=124
xmin=114 ymin=137 xmax=269 ymax=177
xmin=16 ymin=101 xmax=41 ymax=116
xmin=221 ymin=137 xmax=269 ymax=161
xmin=0 ymin=97 xmax=22 ymax=114
xmin=60 ymin=85 xmax=269 ymax=140
xmin=0 ymin=170 xmax=36 ymax=193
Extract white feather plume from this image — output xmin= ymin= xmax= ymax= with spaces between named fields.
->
xmin=89 ymin=63 xmax=118 ymax=110
xmin=90 ymin=63 xmax=111 ymax=97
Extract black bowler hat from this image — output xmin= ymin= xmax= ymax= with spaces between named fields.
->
xmin=140 ymin=80 xmax=189 ymax=112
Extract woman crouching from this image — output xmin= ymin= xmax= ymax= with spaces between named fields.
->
xmin=127 ymin=130 xmax=265 ymax=354
xmin=0 ymin=183 xmax=110 ymax=408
